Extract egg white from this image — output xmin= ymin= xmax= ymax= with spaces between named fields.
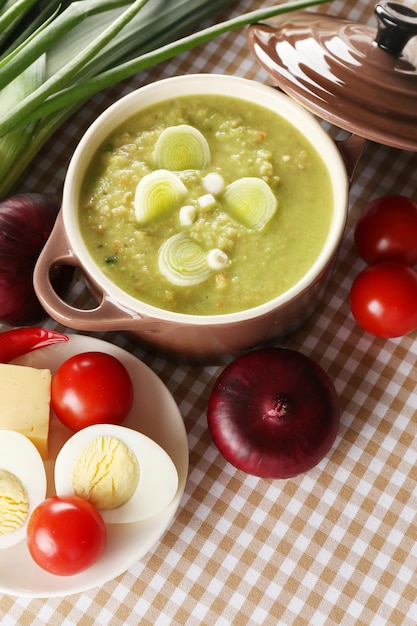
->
xmin=0 ymin=430 xmax=47 ymax=550
xmin=54 ymin=424 xmax=179 ymax=524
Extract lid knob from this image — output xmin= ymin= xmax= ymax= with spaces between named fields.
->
xmin=375 ymin=1 xmax=417 ymax=56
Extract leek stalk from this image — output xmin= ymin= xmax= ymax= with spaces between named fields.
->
xmin=0 ymin=0 xmax=332 ymax=199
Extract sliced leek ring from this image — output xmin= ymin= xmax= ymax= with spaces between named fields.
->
xmin=154 ymin=124 xmax=210 ymax=171
xmin=222 ymin=177 xmax=277 ymax=230
xmin=158 ymin=233 xmax=212 ymax=286
xmin=134 ymin=169 xmax=187 ymax=225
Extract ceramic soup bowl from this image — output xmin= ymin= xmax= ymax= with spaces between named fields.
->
xmin=34 ymin=74 xmax=351 ymax=362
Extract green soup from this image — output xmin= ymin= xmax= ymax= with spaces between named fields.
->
xmin=79 ymin=94 xmax=334 ymax=315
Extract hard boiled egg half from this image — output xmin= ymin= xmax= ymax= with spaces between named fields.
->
xmin=0 ymin=430 xmax=47 ymax=549
xmin=54 ymin=424 xmax=179 ymax=523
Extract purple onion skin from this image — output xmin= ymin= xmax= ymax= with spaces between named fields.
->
xmin=0 ymin=193 xmax=72 ymax=326
xmin=207 ymin=348 xmax=340 ymax=479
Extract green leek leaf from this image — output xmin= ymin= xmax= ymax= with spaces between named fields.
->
xmin=0 ymin=0 xmax=332 ymax=198
xmin=0 ymin=54 xmax=45 ymax=170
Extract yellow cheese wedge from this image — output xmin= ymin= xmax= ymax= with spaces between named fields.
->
xmin=0 ymin=364 xmax=51 ymax=460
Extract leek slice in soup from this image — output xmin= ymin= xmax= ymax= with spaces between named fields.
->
xmin=79 ymin=94 xmax=334 ymax=316
xmin=134 ymin=169 xmax=187 ymax=225
xmin=222 ymin=177 xmax=277 ymax=231
xmin=158 ymin=232 xmax=212 ymax=286
xmin=154 ymin=124 xmax=210 ymax=171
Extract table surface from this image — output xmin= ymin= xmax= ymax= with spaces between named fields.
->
xmin=2 ymin=1 xmax=417 ymax=624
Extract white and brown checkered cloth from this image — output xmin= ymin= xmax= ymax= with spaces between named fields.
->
xmin=2 ymin=0 xmax=417 ymax=623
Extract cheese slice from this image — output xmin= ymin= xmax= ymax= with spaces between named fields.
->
xmin=0 ymin=363 xmax=51 ymax=460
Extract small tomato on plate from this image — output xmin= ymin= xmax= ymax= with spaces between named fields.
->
xmin=27 ymin=495 xmax=106 ymax=576
xmin=51 ymin=351 xmax=134 ymax=431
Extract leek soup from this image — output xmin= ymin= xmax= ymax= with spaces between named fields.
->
xmin=79 ymin=94 xmax=334 ymax=315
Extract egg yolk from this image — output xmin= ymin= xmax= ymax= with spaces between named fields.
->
xmin=71 ymin=435 xmax=139 ymax=510
xmin=0 ymin=469 xmax=29 ymax=535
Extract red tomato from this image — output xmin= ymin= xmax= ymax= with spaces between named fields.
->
xmin=51 ymin=351 xmax=134 ymax=431
xmin=27 ymin=495 xmax=106 ymax=576
xmin=354 ymin=195 xmax=417 ymax=265
xmin=350 ymin=261 xmax=417 ymax=338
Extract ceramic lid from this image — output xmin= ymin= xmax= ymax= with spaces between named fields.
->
xmin=247 ymin=1 xmax=417 ymax=151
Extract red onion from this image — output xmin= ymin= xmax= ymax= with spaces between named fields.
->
xmin=0 ymin=193 xmax=73 ymax=325
xmin=207 ymin=347 xmax=340 ymax=479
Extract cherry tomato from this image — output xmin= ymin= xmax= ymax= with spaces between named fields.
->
xmin=51 ymin=351 xmax=134 ymax=431
xmin=350 ymin=261 xmax=417 ymax=338
xmin=354 ymin=195 xmax=417 ymax=265
xmin=27 ymin=495 xmax=106 ymax=576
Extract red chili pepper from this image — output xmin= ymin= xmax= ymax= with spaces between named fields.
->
xmin=0 ymin=327 xmax=68 ymax=364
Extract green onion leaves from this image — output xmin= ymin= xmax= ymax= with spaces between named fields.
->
xmin=0 ymin=0 xmax=332 ymax=198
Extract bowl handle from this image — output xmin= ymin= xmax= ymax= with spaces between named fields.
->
xmin=34 ymin=212 xmax=145 ymax=330
xmin=335 ymin=134 xmax=366 ymax=182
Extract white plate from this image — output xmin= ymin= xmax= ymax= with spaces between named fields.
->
xmin=1 ymin=334 xmax=188 ymax=597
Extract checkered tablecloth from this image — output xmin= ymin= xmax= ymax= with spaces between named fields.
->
xmin=2 ymin=0 xmax=417 ymax=624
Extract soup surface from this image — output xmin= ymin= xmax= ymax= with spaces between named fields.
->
xmin=79 ymin=94 xmax=334 ymax=315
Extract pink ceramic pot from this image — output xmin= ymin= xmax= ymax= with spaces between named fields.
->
xmin=34 ymin=74 xmax=353 ymax=362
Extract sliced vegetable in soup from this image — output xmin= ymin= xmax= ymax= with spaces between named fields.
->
xmin=79 ymin=94 xmax=333 ymax=315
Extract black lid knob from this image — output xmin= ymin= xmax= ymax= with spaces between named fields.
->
xmin=375 ymin=1 xmax=417 ymax=55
